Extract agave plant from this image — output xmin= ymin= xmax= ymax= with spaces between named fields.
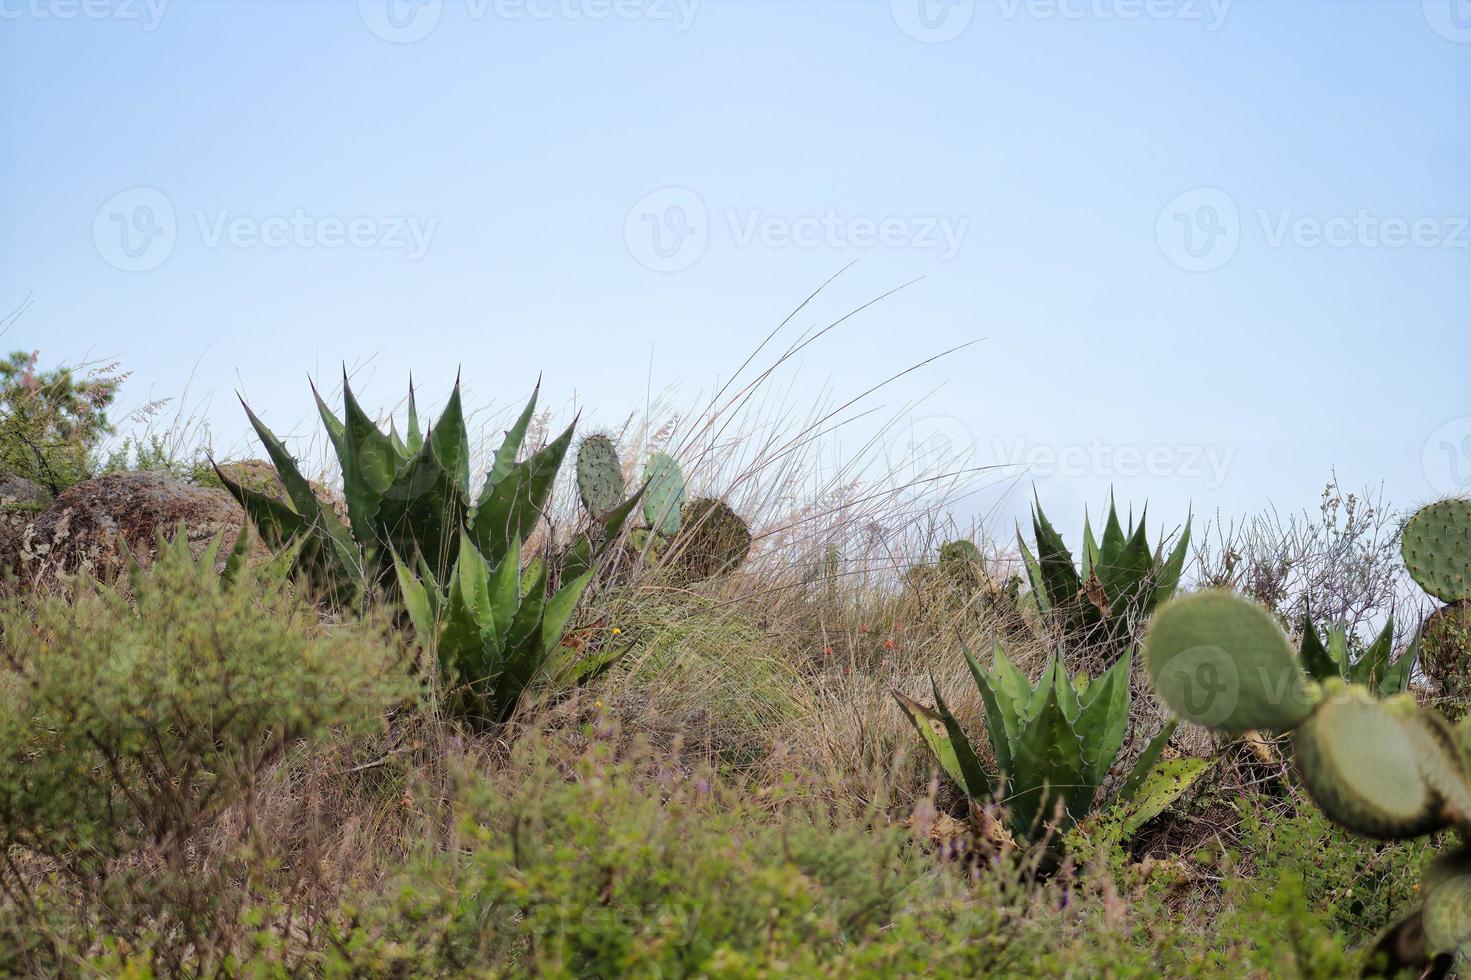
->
xmin=1017 ymin=495 xmax=1190 ymax=658
xmin=894 ymin=643 xmax=1207 ymax=842
xmin=1296 ymin=612 xmax=1415 ymax=698
xmin=219 ymin=374 xmax=633 ymax=723
xmin=1143 ymin=588 xmax=1468 ymax=977
xmin=395 ymin=533 xmax=619 ymax=726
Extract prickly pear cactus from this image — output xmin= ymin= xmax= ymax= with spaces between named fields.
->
xmin=672 ymin=497 xmax=752 ymax=581
xmin=576 ymin=434 xmax=626 ymax=518
xmin=1145 ymin=590 xmax=1471 ymax=974
xmin=1403 ymin=499 xmax=1471 ymax=603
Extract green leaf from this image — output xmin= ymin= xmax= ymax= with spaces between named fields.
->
xmin=394 ymin=551 xmax=439 ymax=651
xmin=490 ymin=386 xmax=539 ymax=487
xmin=1297 ymin=614 xmax=1339 ymax=681
xmin=1081 ymin=512 xmax=1099 ymax=582
xmin=1099 ymin=496 xmax=1126 ymax=567
xmin=472 ymin=422 xmax=574 ymax=563
xmin=1353 ymin=618 xmax=1396 ymax=689
xmin=1016 ymin=529 xmax=1050 ymax=614
xmin=1118 ymin=756 xmax=1212 ymax=837
xmin=539 ymin=568 xmax=592 ymax=659
xmin=1007 ymin=679 xmax=1087 ymax=837
xmin=1032 ymin=498 xmax=1082 ymax=615
xmin=430 ymin=380 xmax=472 ymax=495
xmin=962 ymin=641 xmax=1015 ymax=781
xmin=1152 ymin=515 xmax=1192 ymax=606
xmin=894 ymin=688 xmax=988 ymax=800
xmin=930 ymin=677 xmax=993 ymax=800
xmin=376 ymin=435 xmax=466 ymax=585
xmin=1075 ymin=650 xmax=1133 ymax=787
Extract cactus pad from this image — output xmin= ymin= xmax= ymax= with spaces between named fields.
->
xmin=1423 ymin=847 xmax=1471 ymax=956
xmin=1293 ymin=687 xmax=1460 ymax=839
xmin=672 ymin=497 xmax=752 ymax=581
xmin=641 ymin=452 xmax=685 ymax=537
xmin=576 ymin=434 xmax=625 ymax=518
xmin=1402 ymin=499 xmax=1471 ymax=603
xmin=1420 ymin=601 xmax=1471 ymax=719
xmin=1144 ymin=591 xmax=1316 ymax=733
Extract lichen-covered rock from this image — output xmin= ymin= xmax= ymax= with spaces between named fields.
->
xmin=9 ymin=470 xmax=267 ymax=581
xmin=0 ymin=472 xmax=50 ymax=510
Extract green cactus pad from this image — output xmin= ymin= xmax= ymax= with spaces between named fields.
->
xmin=576 ymin=434 xmax=625 ymax=518
xmin=641 ymin=452 xmax=685 ymax=537
xmin=672 ymin=497 xmax=752 ymax=581
xmin=1402 ymin=499 xmax=1471 ymax=603
xmin=1144 ymin=591 xmax=1316 ymax=733
xmin=1293 ymin=687 xmax=1457 ymax=840
xmin=1423 ymin=847 xmax=1471 ymax=955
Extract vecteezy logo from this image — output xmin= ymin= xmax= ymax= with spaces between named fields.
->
xmin=890 ymin=0 xmax=974 ymax=43
xmin=624 ymin=188 xmax=709 ymax=273
xmin=1157 ymin=187 xmax=1240 ymax=272
xmin=1423 ymin=416 xmax=1471 ymax=496
xmin=1424 ymin=0 xmax=1471 ymax=43
xmin=93 ymin=187 xmax=177 ymax=272
xmin=1157 ymin=646 xmax=1239 ymax=728
xmin=359 ymin=0 xmax=442 ymax=43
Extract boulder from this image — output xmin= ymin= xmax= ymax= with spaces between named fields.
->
xmin=9 ymin=470 xmax=268 ymax=581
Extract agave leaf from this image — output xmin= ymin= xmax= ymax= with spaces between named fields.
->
xmin=490 ymin=386 xmax=539 ymax=487
xmin=430 ymin=381 xmax=473 ymax=494
xmin=1081 ymin=511 xmax=1099 ymax=582
xmin=1099 ymin=497 xmax=1127 ymax=567
xmin=377 ymin=431 xmax=467 ymax=584
xmin=1098 ymin=518 xmax=1154 ymax=627
xmin=394 ymin=551 xmax=439 ymax=650
xmin=340 ymin=374 xmax=398 ymax=495
xmin=895 ymin=691 xmax=971 ymax=792
xmin=1032 ymin=499 xmax=1082 ymax=617
xmin=472 ymin=422 xmax=575 ymax=562
xmin=1016 ymin=530 xmax=1050 ymax=615
xmin=1152 ymin=516 xmax=1192 ymax=607
xmin=930 ymin=677 xmax=993 ymax=800
xmin=1353 ymin=618 xmax=1396 ymax=688
xmin=486 ymin=536 xmax=523 ymax=644
xmin=962 ymin=642 xmax=1015 ymax=780
xmin=1297 ymin=614 xmax=1339 ymax=680
xmin=1114 ymin=718 xmax=1179 ymax=804
xmin=1007 ymin=679 xmax=1087 ymax=836
xmin=388 ymin=422 xmax=410 ymax=462
xmin=1119 ymin=756 xmax=1213 ymax=837
xmin=1327 ymin=627 xmax=1350 ymax=672
xmin=238 ymin=398 xmax=333 ymax=523
xmin=1051 ymin=655 xmax=1081 ymax=723
xmin=1075 ymin=650 xmax=1133 ymax=787
xmin=405 ymin=382 xmax=423 ymax=455
xmin=455 ymin=534 xmax=493 ymax=631
xmin=988 ymin=641 xmax=1035 ymax=723
xmin=214 ymin=460 xmax=309 ymax=549
xmin=441 ymin=552 xmax=489 ymax=682
xmin=1380 ymin=626 xmax=1417 ymax=696
xmin=539 ymin=568 xmax=593 ymax=659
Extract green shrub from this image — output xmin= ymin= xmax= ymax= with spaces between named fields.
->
xmin=0 ymin=526 xmax=411 ymax=947
xmin=0 ymin=350 xmax=122 ymax=494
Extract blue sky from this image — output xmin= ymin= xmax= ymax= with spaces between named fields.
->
xmin=3 ymin=0 xmax=1469 ymax=541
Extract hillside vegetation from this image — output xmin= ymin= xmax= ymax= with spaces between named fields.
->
xmin=0 ymin=353 xmax=1463 ymax=979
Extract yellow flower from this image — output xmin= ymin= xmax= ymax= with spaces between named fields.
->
xmin=610 ymin=627 xmax=622 ymax=635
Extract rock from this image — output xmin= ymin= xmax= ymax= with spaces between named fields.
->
xmin=9 ymin=470 xmax=268 ymax=581
xmin=0 ymin=472 xmax=51 ymax=510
